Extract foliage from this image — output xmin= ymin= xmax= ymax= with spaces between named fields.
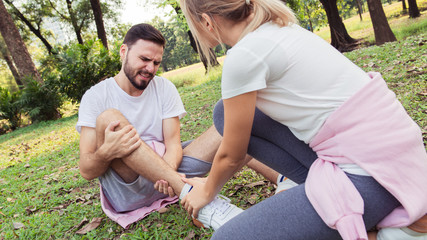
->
xmin=1 ymin=32 xmax=425 ymax=238
xmin=18 ymin=77 xmax=63 ymax=123
xmin=50 ymin=39 xmax=121 ymax=102
xmin=0 ymin=87 xmax=22 ymax=131
xmin=151 ymin=15 xmax=199 ymax=72
xmin=0 ymin=4 xmax=426 ymax=239
xmin=288 ymin=0 xmax=328 ymax=31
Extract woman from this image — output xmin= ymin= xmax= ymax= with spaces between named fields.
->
xmin=178 ymin=0 xmax=427 ymax=239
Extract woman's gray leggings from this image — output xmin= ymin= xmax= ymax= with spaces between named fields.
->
xmin=212 ymin=100 xmax=400 ymax=240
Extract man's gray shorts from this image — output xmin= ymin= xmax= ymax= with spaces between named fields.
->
xmin=99 ymin=142 xmax=211 ymax=212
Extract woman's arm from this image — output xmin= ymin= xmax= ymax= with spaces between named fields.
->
xmin=181 ymin=91 xmax=257 ymax=217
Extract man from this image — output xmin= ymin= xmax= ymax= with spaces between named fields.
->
xmin=76 ymin=23 xmax=243 ymax=230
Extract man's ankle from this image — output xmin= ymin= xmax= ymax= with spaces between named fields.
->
xmin=179 ymin=183 xmax=192 ymax=199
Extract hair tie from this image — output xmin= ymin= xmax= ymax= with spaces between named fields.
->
xmin=245 ymin=0 xmax=250 ymax=5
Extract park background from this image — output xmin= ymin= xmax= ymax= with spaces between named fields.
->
xmin=0 ymin=0 xmax=426 ymax=238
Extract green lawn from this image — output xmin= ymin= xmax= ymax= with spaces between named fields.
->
xmin=1 ymin=12 xmax=426 ymax=240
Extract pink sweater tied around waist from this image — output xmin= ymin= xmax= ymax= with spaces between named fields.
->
xmin=306 ymin=72 xmax=427 ymax=240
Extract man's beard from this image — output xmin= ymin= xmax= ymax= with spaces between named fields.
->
xmin=123 ymin=57 xmax=154 ymax=90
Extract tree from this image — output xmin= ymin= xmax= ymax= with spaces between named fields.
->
xmin=47 ymin=0 xmax=91 ymax=44
xmin=319 ymin=0 xmax=358 ymax=52
xmin=89 ymin=0 xmax=108 ymax=49
xmin=366 ymin=0 xmax=397 ymax=45
xmin=151 ymin=16 xmax=199 ymax=71
xmin=355 ymin=0 xmax=364 ymax=21
xmin=402 ymin=0 xmax=407 ymax=11
xmin=286 ymin=0 xmax=327 ymax=32
xmin=407 ymin=0 xmax=420 ymax=18
xmin=0 ymin=37 xmax=24 ymax=88
xmin=172 ymin=3 xmax=219 ymax=70
xmin=0 ymin=0 xmax=42 ymax=85
xmin=156 ymin=0 xmax=219 ymax=71
xmin=4 ymin=0 xmax=55 ymax=54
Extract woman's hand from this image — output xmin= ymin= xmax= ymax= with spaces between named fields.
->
xmin=180 ymin=177 xmax=214 ymax=218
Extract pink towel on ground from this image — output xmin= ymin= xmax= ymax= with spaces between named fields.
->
xmin=99 ymin=140 xmax=179 ymax=229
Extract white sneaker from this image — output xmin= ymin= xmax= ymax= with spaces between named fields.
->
xmin=377 ymin=227 xmax=427 ymax=240
xmin=180 ymin=183 xmax=244 ymax=230
xmin=275 ymin=174 xmax=298 ymax=194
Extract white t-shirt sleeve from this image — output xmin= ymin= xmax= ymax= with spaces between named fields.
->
xmin=75 ymin=88 xmax=102 ymax=133
xmin=160 ymin=78 xmax=187 ymax=119
xmin=221 ymin=47 xmax=268 ymax=99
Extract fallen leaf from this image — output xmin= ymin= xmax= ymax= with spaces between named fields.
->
xmin=140 ymin=223 xmax=149 ymax=232
xmin=75 ymin=217 xmax=103 ymax=234
xmin=25 ymin=206 xmax=37 ymax=215
xmin=24 ymin=164 xmax=30 ymax=168
xmin=184 ymin=230 xmax=196 ymax=240
xmin=248 ymin=194 xmax=258 ymax=205
xmin=158 ymin=207 xmax=169 ymax=214
xmin=66 ymin=217 xmax=88 ymax=234
xmin=245 ymin=181 xmax=266 ymax=188
xmin=13 ymin=222 xmax=25 ymax=230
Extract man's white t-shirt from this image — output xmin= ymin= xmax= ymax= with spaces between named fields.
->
xmin=76 ymin=76 xmax=186 ymax=144
xmin=222 ymin=22 xmax=371 ymax=144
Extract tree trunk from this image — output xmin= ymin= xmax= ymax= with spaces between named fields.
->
xmin=304 ymin=5 xmax=314 ymax=32
xmin=407 ymin=0 xmax=420 ymax=18
xmin=186 ymin=31 xmax=219 ymax=71
xmin=366 ymin=0 xmax=397 ymax=45
xmin=0 ymin=0 xmax=42 ymax=84
xmin=356 ymin=0 xmax=364 ymax=21
xmin=172 ymin=4 xmax=218 ymax=71
xmin=0 ymin=41 xmax=24 ymax=88
xmin=4 ymin=0 xmax=54 ymax=54
xmin=319 ymin=0 xmax=358 ymax=52
xmin=66 ymin=0 xmax=83 ymax=44
xmin=89 ymin=0 xmax=108 ymax=49
xmin=402 ymin=0 xmax=407 ymax=10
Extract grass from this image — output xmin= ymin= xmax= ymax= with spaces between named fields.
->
xmin=1 ymin=8 xmax=426 ymax=240
xmin=315 ymin=0 xmax=427 ymax=44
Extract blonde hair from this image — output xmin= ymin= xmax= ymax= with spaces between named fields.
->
xmin=180 ymin=0 xmax=297 ymax=67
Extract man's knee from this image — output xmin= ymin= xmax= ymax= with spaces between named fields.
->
xmin=96 ymin=108 xmax=128 ymax=130
xmin=213 ymin=100 xmax=224 ymax=136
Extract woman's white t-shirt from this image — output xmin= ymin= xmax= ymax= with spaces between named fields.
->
xmin=222 ymin=22 xmax=371 ymax=144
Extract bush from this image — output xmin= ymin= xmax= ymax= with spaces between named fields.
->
xmin=0 ymin=87 xmax=22 ymax=131
xmin=53 ymin=39 xmax=121 ymax=102
xmin=18 ymin=77 xmax=63 ymax=123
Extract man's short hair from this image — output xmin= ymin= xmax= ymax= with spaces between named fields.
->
xmin=123 ymin=23 xmax=166 ymax=49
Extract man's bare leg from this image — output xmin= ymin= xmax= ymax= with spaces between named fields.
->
xmin=182 ymin=125 xmax=221 ymax=163
xmin=246 ymin=158 xmax=279 ymax=184
xmin=96 ymin=108 xmax=185 ymax=194
xmin=184 ymin=125 xmax=280 ymax=184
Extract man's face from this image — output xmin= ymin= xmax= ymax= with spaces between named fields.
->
xmin=121 ymin=39 xmax=164 ymax=90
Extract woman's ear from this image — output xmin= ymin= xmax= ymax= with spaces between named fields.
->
xmin=201 ymin=13 xmax=214 ymax=31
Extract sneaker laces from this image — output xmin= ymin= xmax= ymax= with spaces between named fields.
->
xmin=204 ymin=195 xmax=232 ymax=217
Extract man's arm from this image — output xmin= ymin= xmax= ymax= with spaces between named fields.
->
xmin=78 ymin=121 xmax=141 ymax=180
xmin=162 ymin=116 xmax=183 ymax=171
